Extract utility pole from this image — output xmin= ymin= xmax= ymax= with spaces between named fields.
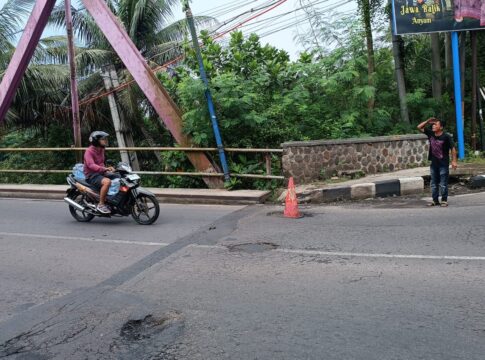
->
xmin=101 ymin=65 xmax=140 ymax=170
xmin=182 ymin=0 xmax=230 ymax=183
xmin=108 ymin=66 xmax=140 ymax=171
xmin=65 ymin=0 xmax=82 ymax=161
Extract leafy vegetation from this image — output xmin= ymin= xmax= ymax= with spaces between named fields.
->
xmin=1 ymin=0 xmax=485 ymax=189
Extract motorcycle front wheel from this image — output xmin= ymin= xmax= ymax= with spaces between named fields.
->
xmin=131 ymin=194 xmax=160 ymax=225
xmin=69 ymin=193 xmax=95 ymax=222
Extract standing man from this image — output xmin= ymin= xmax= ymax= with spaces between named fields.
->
xmin=417 ymin=117 xmax=458 ymax=207
xmin=84 ymin=131 xmax=116 ymax=214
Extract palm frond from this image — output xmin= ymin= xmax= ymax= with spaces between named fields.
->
xmin=49 ymin=2 xmax=109 ymax=47
xmin=155 ymin=16 xmax=218 ymax=44
xmin=0 ymin=0 xmax=34 ymax=43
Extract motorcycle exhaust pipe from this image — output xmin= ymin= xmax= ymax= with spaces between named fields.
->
xmin=64 ymin=197 xmax=86 ymax=212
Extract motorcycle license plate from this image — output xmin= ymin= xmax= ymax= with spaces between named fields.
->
xmin=126 ymin=174 xmax=140 ymax=181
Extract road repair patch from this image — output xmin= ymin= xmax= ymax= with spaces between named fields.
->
xmin=227 ymin=242 xmax=279 ymax=254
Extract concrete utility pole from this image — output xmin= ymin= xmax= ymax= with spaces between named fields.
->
xmin=101 ymin=65 xmax=140 ymax=170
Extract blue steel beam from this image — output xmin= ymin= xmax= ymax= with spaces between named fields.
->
xmin=451 ymin=32 xmax=465 ymax=160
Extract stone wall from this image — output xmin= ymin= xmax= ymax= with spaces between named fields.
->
xmin=282 ymin=134 xmax=429 ymax=184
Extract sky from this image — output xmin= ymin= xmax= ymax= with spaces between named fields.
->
xmin=0 ymin=0 xmax=357 ymax=59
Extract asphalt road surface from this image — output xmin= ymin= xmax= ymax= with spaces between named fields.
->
xmin=1 ymin=194 xmax=485 ymax=359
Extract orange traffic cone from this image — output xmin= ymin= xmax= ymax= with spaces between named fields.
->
xmin=284 ymin=177 xmax=302 ymax=218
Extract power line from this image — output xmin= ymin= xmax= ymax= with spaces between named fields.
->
xmin=240 ymin=0 xmax=345 ymax=35
xmin=197 ymin=0 xmax=246 ymax=14
xmin=257 ymin=1 xmax=354 ymax=38
xmin=235 ymin=0 xmax=335 ymax=29
xmin=209 ymin=0 xmax=282 ymax=33
xmin=199 ymin=0 xmax=262 ymax=19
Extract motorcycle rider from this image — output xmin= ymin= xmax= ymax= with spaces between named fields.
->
xmin=84 ymin=131 xmax=117 ymax=214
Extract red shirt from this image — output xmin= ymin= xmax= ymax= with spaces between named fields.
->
xmin=84 ymin=145 xmax=106 ymax=178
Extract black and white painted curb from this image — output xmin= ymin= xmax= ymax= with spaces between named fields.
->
xmin=299 ymin=177 xmax=424 ymax=203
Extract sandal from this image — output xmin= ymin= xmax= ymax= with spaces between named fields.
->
xmin=440 ymin=201 xmax=448 ymax=207
xmin=427 ymin=201 xmax=440 ymax=207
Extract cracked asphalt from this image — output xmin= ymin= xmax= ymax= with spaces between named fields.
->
xmin=1 ymin=194 xmax=485 ymax=359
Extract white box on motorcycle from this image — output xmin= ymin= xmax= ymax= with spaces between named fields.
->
xmin=72 ymin=163 xmax=85 ymax=180
xmin=108 ymin=178 xmax=120 ymax=195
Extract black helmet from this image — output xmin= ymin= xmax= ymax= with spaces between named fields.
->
xmin=89 ymin=131 xmax=109 ymax=147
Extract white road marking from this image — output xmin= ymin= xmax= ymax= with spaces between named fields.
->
xmin=0 ymin=232 xmax=168 ymax=247
xmin=190 ymin=244 xmax=485 ymax=261
xmin=189 ymin=244 xmax=226 ymax=250
xmin=275 ymin=248 xmax=485 ymax=261
xmin=2 ymin=232 xmax=485 ymax=261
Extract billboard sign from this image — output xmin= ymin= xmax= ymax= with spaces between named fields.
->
xmin=392 ymin=0 xmax=485 ymax=35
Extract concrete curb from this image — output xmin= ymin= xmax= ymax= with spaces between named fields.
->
xmin=399 ymin=177 xmax=424 ymax=195
xmin=351 ymin=183 xmax=376 ymax=200
xmin=0 ymin=184 xmax=271 ymax=205
xmin=298 ymin=176 xmax=425 ymax=204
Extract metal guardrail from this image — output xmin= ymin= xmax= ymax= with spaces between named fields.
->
xmin=0 ymin=147 xmax=284 ymax=180
xmin=0 ymin=147 xmax=283 ymax=152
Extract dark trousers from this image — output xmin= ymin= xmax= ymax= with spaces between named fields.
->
xmin=430 ymin=163 xmax=449 ymax=202
xmin=86 ymin=172 xmax=120 ymax=189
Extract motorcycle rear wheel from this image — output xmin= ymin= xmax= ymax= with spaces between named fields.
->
xmin=69 ymin=193 xmax=95 ymax=222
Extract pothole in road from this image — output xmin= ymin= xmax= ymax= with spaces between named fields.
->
xmin=111 ymin=311 xmax=184 ymax=358
xmin=227 ymin=242 xmax=279 ymax=253
xmin=266 ymin=211 xmax=313 ymax=218
xmin=120 ymin=312 xmax=182 ymax=342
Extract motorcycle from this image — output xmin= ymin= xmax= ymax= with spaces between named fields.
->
xmin=64 ymin=162 xmax=160 ymax=225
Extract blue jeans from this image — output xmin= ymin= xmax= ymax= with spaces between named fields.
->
xmin=430 ymin=163 xmax=449 ymax=202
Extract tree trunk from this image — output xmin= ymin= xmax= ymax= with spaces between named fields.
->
xmin=444 ymin=32 xmax=452 ymax=91
xmin=391 ymin=33 xmax=410 ymax=124
xmin=361 ymin=0 xmax=375 ymax=116
xmin=459 ymin=32 xmax=466 ymax=100
xmin=471 ymin=31 xmax=478 ymax=151
xmin=430 ymin=33 xmax=442 ymax=99
xmin=459 ymin=32 xmax=466 ymax=127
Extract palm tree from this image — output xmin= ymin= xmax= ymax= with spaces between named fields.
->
xmin=0 ymin=0 xmax=114 ymax=132
xmin=47 ymin=0 xmax=216 ymax=171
